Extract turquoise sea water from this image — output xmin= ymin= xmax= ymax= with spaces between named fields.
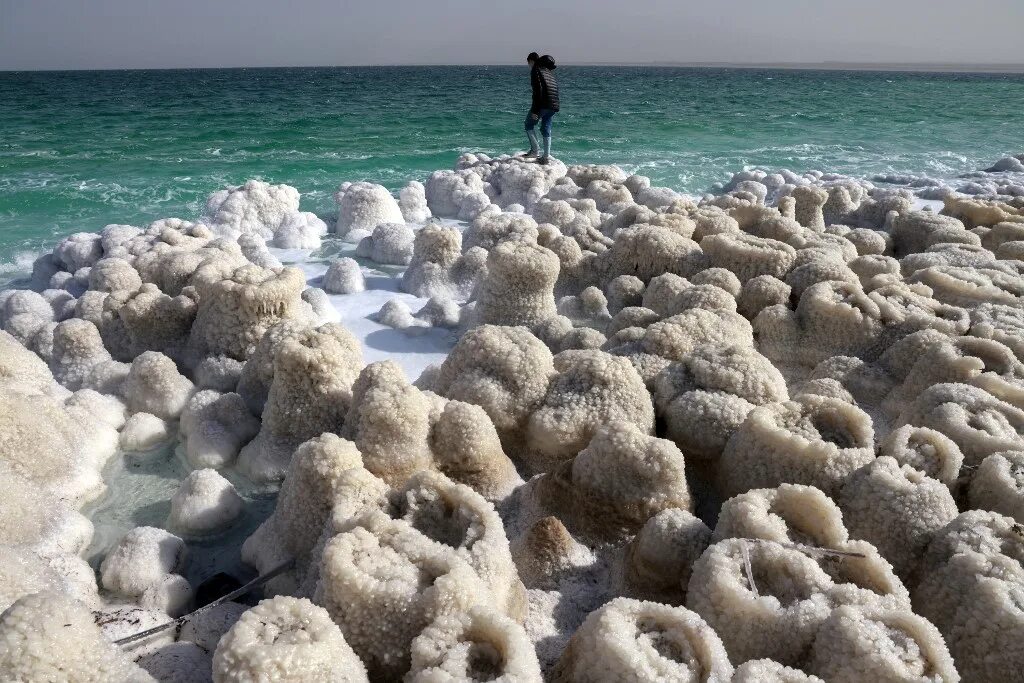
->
xmin=1 ymin=66 xmax=1022 ymax=266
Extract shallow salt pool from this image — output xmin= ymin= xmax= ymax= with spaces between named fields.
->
xmin=81 ymin=223 xmax=467 ymax=593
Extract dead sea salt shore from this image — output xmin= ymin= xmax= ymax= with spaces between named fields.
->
xmin=1 ymin=152 xmax=1023 ymax=681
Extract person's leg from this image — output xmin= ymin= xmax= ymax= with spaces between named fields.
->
xmin=539 ymin=110 xmax=555 ymax=160
xmin=524 ymin=112 xmax=539 ymax=156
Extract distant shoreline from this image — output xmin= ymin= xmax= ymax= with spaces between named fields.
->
xmin=3 ymin=62 xmax=1024 ymax=75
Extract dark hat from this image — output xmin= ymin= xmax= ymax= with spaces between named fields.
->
xmin=527 ymin=52 xmax=540 ymax=62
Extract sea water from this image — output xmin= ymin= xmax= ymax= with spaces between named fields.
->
xmin=2 ymin=65 xmax=1023 ymax=270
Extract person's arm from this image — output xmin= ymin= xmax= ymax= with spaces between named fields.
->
xmin=530 ymin=68 xmax=542 ymax=115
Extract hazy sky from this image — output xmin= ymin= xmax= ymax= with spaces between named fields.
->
xmin=2 ymin=0 xmax=1023 ymax=70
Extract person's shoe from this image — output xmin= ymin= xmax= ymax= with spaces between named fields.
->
xmin=537 ymin=155 xmax=549 ymax=165
xmin=521 ymin=150 xmax=538 ymax=159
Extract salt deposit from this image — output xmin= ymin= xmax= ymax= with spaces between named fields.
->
xmin=1 ymin=151 xmax=1022 ymax=680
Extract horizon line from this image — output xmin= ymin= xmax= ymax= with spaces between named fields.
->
xmin=3 ymin=60 xmax=1024 ymax=75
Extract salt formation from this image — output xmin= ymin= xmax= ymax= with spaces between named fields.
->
xmin=212 ymin=596 xmax=368 ymax=682
xmin=687 ymin=538 xmax=909 ymax=666
xmin=356 ymin=222 xmax=416 ymax=265
xmin=433 ymin=324 xmax=555 ymax=450
xmin=272 ymin=211 xmax=328 ymax=249
xmin=123 ymin=350 xmax=195 ymax=419
xmin=522 ymin=421 xmax=690 ymax=541
xmin=166 ymin=468 xmax=243 ymax=535
xmin=838 ymin=457 xmax=958 ymax=581
xmin=100 ymin=526 xmax=188 ymax=600
xmin=3 ymin=154 xmax=1024 ymax=679
xmin=238 ymin=322 xmax=363 ymax=482
xmin=399 ymin=180 xmax=432 ymax=223
xmin=241 ymin=433 xmax=366 ymax=595
xmin=475 ymin=240 xmax=559 ymax=327
xmin=401 ymin=224 xmax=487 ymax=299
xmin=968 ymin=450 xmax=1024 ymax=521
xmin=179 ymin=390 xmax=260 ymax=468
xmin=552 ymin=598 xmax=733 ymax=682
xmin=805 ymin=605 xmax=959 ymax=683
xmin=718 ymin=394 xmax=875 ymax=497
xmin=189 ymin=263 xmax=308 ymax=360
xmin=913 ymin=511 xmax=1024 ymax=682
xmin=654 ymin=344 xmax=788 ymax=459
xmin=313 ymin=513 xmax=491 ymax=680
xmin=525 ymin=350 xmax=654 ymax=471
xmin=0 ymin=592 xmax=155 ymax=682
xmin=335 ymin=181 xmax=405 ymax=236
xmin=322 ymin=256 xmax=365 ymax=294
xmin=407 ymin=606 xmax=542 ymax=681
xmin=203 ymin=180 xmax=302 ymax=240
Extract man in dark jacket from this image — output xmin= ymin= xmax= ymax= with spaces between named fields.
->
xmin=524 ymin=52 xmax=559 ymax=165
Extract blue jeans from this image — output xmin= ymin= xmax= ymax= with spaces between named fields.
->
xmin=525 ymin=109 xmax=555 ymax=137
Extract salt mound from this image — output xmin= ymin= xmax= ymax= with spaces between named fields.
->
xmin=4 ymin=152 xmax=1024 ymax=679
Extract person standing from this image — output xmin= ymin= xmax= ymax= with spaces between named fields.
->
xmin=524 ymin=52 xmax=559 ymax=165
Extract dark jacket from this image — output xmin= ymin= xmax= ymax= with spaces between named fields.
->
xmin=531 ymin=55 xmax=560 ymax=113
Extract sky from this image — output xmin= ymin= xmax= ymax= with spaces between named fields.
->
xmin=2 ymin=0 xmax=1023 ymax=71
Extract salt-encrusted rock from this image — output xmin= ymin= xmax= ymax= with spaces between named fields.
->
xmin=0 ymin=592 xmax=155 ymax=682
xmin=408 ymin=606 xmax=542 ymax=682
xmin=49 ymin=318 xmax=111 ymax=391
xmin=718 ymin=394 xmax=875 ymax=498
xmin=686 ymin=538 xmax=909 ymax=666
xmin=913 ymin=510 xmax=1024 ymax=682
xmin=0 ymin=377 xmax=118 ymax=505
xmin=731 ymin=660 xmax=824 ymax=682
xmin=272 ymin=211 xmax=328 ymax=249
xmin=212 ymin=596 xmax=368 ymax=682
xmin=525 ymin=350 xmax=654 ymax=471
xmin=120 ymin=411 xmax=171 ymax=451
xmin=139 ymin=573 xmax=194 ymax=618
xmin=340 ymin=361 xmax=434 ymax=485
xmin=654 ymin=344 xmax=787 ymax=460
xmin=968 ymin=450 xmax=1024 ymax=523
xmin=402 ymin=224 xmax=487 ymax=299
xmin=313 ymin=513 xmax=489 ymax=680
xmin=356 ymin=222 xmax=416 ymax=265
xmin=527 ymin=421 xmax=690 ymax=542
xmin=878 ymin=424 xmax=964 ymax=487
xmin=898 ymin=382 xmax=1024 ymax=466
xmin=203 ymin=179 xmax=301 ymax=239
xmin=166 ymin=468 xmax=244 ymax=536
xmin=475 ymin=239 xmax=559 ymax=327
xmin=188 ymin=263 xmax=307 ymax=361
xmin=702 ymin=233 xmax=796 ymax=283
xmin=606 ymin=274 xmax=645 ymax=314
xmin=430 ymin=399 xmax=523 ymax=501
xmin=335 ymin=181 xmax=404 ymax=236
xmin=806 ymin=605 xmax=959 ymax=683
xmin=399 ymin=180 xmax=432 ymax=222
xmin=322 ymin=257 xmax=365 ymax=294
xmin=712 ymin=484 xmax=847 ymax=548
xmin=193 ymin=355 xmax=245 ymax=392
xmin=53 ymin=232 xmax=103 ymax=271
xmin=433 ymin=325 xmax=555 ymax=450
xmin=620 ymin=508 xmax=711 ymax=603
xmin=136 ymin=641 xmax=212 ymax=683
xmin=179 ymin=601 xmax=249 ymax=653
xmin=599 ymin=225 xmax=706 ymax=284
xmin=552 ymin=598 xmax=733 ymax=683
xmin=838 ymin=457 xmax=958 ymax=581
xmin=241 ymin=434 xmax=365 ymax=596
xmin=123 ymin=351 xmax=195 ymax=419
xmin=238 ymin=322 xmax=362 ymax=482
xmin=100 ymin=526 xmax=188 ymax=599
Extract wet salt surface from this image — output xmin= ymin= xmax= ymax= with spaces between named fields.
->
xmin=82 ymin=222 xmax=467 ymax=593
